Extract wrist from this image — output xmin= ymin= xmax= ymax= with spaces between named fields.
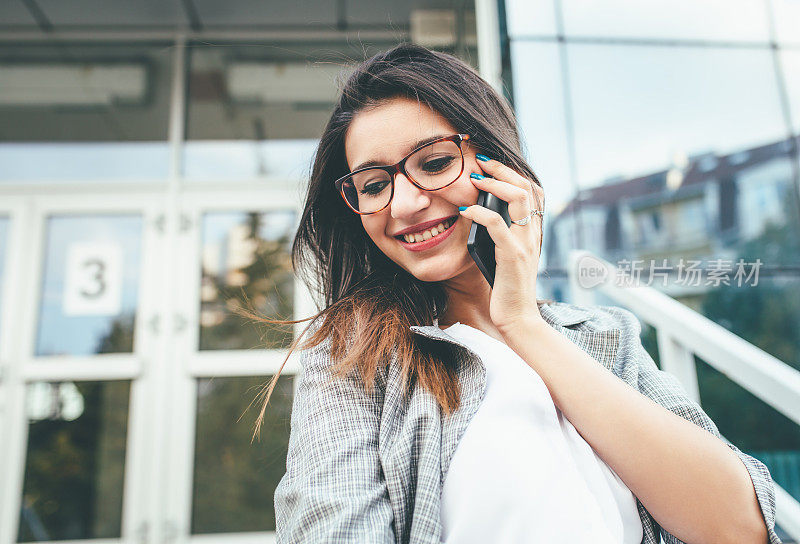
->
xmin=498 ymin=312 xmax=549 ymax=342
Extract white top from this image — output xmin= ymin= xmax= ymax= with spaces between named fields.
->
xmin=439 ymin=322 xmax=643 ymax=544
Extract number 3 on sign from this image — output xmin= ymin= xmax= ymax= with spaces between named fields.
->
xmin=63 ymin=242 xmax=124 ymax=316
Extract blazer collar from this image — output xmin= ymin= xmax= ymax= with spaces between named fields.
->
xmin=409 ymin=302 xmax=594 ymax=335
xmin=408 ymin=301 xmax=618 ymax=373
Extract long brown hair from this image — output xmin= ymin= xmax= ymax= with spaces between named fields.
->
xmin=241 ymin=42 xmax=553 ymax=441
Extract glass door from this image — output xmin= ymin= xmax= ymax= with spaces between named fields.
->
xmin=1 ymin=192 xmax=164 ymax=544
xmin=0 ymin=196 xmax=25 ymax=509
xmin=163 ymin=188 xmax=312 ymax=543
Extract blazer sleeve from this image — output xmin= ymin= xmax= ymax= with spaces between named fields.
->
xmin=609 ymin=306 xmax=782 ymax=544
xmin=274 ymin=337 xmax=395 ymax=543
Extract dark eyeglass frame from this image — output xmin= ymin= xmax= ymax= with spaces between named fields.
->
xmin=334 ymin=133 xmax=471 ymax=215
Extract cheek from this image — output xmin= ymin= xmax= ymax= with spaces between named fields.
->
xmin=361 ymin=218 xmax=390 ymax=245
xmin=450 ymin=175 xmax=480 ymax=202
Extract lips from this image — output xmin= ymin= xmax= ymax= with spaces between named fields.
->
xmin=395 ymin=216 xmax=458 ymax=252
xmin=395 ymin=216 xmax=456 ymax=243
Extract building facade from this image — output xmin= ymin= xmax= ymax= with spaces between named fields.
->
xmin=1 ymin=0 xmax=799 ymax=542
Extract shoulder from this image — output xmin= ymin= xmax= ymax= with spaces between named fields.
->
xmin=539 ymin=300 xmax=642 ymax=334
xmin=538 ymin=301 xmax=647 ymax=373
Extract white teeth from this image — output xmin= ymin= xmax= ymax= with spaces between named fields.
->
xmin=402 ymin=218 xmax=454 ymax=243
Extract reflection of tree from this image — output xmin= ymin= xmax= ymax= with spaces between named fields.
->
xmin=94 ymin=312 xmax=136 ymax=354
xmin=17 ymin=381 xmax=130 ymax=541
xmin=697 ymin=193 xmax=800 ymax=452
xmin=200 ymin=212 xmax=295 ymax=351
xmin=191 ymin=375 xmax=294 ymax=533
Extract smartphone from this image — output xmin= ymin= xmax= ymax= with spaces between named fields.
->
xmin=467 ymin=190 xmax=511 ymax=287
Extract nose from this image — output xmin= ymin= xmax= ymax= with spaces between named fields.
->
xmin=389 ymin=172 xmax=430 ymax=218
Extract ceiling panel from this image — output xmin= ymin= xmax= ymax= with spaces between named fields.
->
xmin=34 ymin=0 xmax=188 ymax=28
xmin=0 ymin=0 xmax=39 ymax=27
xmin=192 ymin=0 xmax=338 ymax=27
xmin=345 ymin=0 xmax=465 ymax=26
xmin=345 ymin=0 xmax=412 ymax=26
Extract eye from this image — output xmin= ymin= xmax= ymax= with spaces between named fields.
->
xmin=422 ymin=155 xmax=455 ymax=173
xmin=360 ymin=181 xmax=389 ymax=195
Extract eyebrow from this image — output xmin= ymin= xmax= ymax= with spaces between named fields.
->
xmin=351 ymin=134 xmax=450 ymax=172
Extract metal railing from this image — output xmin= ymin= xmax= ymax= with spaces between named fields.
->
xmin=567 ymin=249 xmax=800 ymax=542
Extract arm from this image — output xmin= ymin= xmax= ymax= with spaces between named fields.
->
xmin=610 ymin=306 xmax=780 ymax=544
xmin=274 ymin=337 xmax=395 ymax=543
xmin=502 ymin=307 xmax=779 ymax=544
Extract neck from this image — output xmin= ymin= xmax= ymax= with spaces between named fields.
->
xmin=439 ymin=267 xmax=493 ymax=330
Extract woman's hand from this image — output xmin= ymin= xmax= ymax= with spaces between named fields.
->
xmin=458 ymin=155 xmax=546 ymax=336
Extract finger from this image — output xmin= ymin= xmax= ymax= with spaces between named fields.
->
xmin=469 ymin=174 xmax=531 ymax=223
xmin=475 ymin=155 xmax=535 ymax=195
xmin=530 ymin=181 xmax=545 ymax=212
xmin=458 ymin=204 xmax=515 ymax=248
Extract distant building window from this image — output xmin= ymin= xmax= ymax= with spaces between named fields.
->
xmin=634 ymin=208 xmax=661 ymax=245
xmin=698 ymin=156 xmax=718 ymax=172
xmin=678 ymin=198 xmax=707 ymax=237
xmin=728 ymin=150 xmax=750 ymax=165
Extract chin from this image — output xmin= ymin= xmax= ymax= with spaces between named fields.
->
xmin=401 ymin=254 xmax=471 ymax=283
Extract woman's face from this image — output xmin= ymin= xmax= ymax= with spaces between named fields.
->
xmin=344 ymin=96 xmax=484 ymax=282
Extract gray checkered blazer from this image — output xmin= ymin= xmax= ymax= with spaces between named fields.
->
xmin=274 ymin=301 xmax=781 ymax=543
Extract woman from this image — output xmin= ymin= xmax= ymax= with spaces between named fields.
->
xmin=247 ymin=43 xmax=780 ymax=543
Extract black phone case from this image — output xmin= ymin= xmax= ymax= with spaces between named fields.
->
xmin=466 ymin=190 xmax=511 ymax=287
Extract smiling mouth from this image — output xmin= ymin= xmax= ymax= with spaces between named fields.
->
xmin=395 ymin=216 xmax=457 ymax=244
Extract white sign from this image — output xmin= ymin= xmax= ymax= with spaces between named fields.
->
xmin=63 ymin=242 xmax=123 ymax=316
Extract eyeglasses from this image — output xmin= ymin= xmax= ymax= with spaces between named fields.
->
xmin=334 ymin=133 xmax=471 ymax=215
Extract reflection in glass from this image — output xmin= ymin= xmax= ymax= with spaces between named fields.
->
xmin=183 ymin=42 xmax=345 ymax=181
xmin=183 ymin=37 xmax=478 ymax=181
xmin=771 ymin=0 xmax=800 ymax=47
xmin=781 ymin=50 xmax=800 ymax=134
xmin=559 ymin=0 xmax=769 ymax=42
xmin=0 ymin=43 xmax=172 ymax=182
xmin=566 ymin=45 xmax=784 ymax=187
xmin=36 ymin=214 xmax=143 ymax=357
xmin=183 ymin=139 xmax=317 ymax=181
xmin=191 ymin=375 xmax=294 ymax=533
xmin=0 ymin=216 xmax=7 ymax=345
xmin=0 ymin=142 xmax=170 ymax=182
xmin=200 ymin=210 xmax=297 ymax=350
xmin=17 ymin=380 xmax=130 ymax=542
xmin=695 ymin=346 xmax=800 ymax=505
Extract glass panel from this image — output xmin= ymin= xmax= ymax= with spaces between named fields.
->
xmin=537 ymin=45 xmax=800 ymax=271
xmin=183 ymin=139 xmax=318 ymax=181
xmin=696 ymin=353 xmax=800 ymax=505
xmin=183 ymin=29 xmax=478 ymax=181
xmin=771 ymin=0 xmax=800 ymax=46
xmin=504 ymin=0 xmax=556 ymax=38
xmin=191 ymin=375 xmax=294 ymax=534
xmin=0 ymin=215 xmax=7 ymax=346
xmin=199 ymin=210 xmax=297 ymax=351
xmin=0 ymin=42 xmax=172 ymax=182
xmin=36 ymin=214 xmax=143 ymax=357
xmin=508 ymin=42 xmax=570 ymax=210
xmin=183 ymin=41 xmax=355 ymax=182
xmin=17 ymin=380 xmax=130 ymax=542
xmin=566 ymin=45 xmax=784 ymax=190
xmin=560 ymin=0 xmax=770 ymax=43
xmin=782 ymin=50 xmax=800 ymax=134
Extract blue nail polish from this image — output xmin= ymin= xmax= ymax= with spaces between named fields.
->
xmin=470 ymin=173 xmax=484 ymax=180
xmin=476 ymin=154 xmax=490 ymax=162
xmin=458 ymin=206 xmax=468 ymax=211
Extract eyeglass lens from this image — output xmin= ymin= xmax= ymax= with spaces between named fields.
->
xmin=340 ymin=139 xmax=463 ymax=213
